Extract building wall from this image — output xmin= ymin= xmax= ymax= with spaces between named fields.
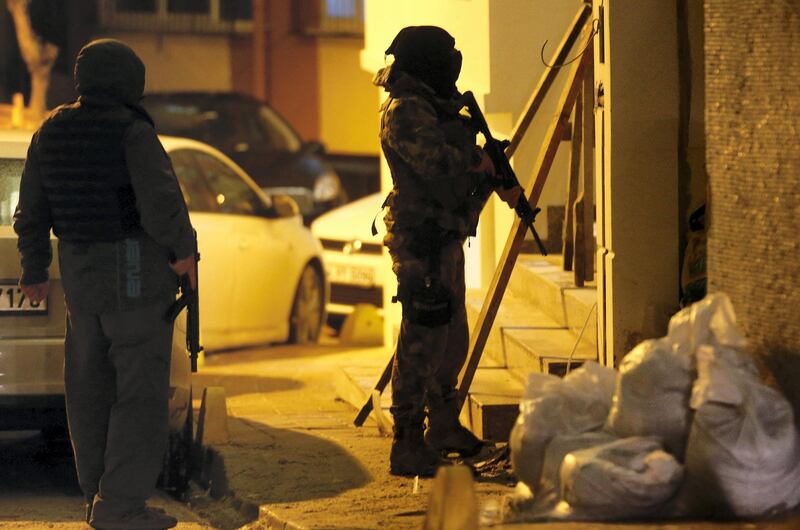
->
xmin=230 ymin=34 xmax=255 ymax=97
xmin=596 ymin=0 xmax=680 ymax=364
xmin=266 ymin=0 xmax=319 ymax=141
xmin=705 ymin=0 xmax=800 ymax=415
xmin=104 ymin=32 xmax=233 ymax=93
xmin=484 ymin=0 xmax=579 ymax=285
xmin=361 ymin=0 xmax=491 ymax=97
xmin=318 ymin=37 xmax=379 ymax=155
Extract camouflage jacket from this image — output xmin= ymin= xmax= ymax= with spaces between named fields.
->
xmin=374 ymin=65 xmax=493 ymax=242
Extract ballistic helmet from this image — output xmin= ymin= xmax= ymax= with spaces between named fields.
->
xmin=385 ymin=26 xmax=462 ymax=98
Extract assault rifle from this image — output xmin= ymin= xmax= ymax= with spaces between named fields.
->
xmin=166 ymin=232 xmax=203 ymax=372
xmin=461 ymin=91 xmax=548 ymax=256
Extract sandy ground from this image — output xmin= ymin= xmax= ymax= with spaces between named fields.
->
xmin=189 ymin=341 xmax=800 ymax=530
xmin=191 ymin=341 xmax=514 ymax=530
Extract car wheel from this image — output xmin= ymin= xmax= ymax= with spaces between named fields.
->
xmin=289 ymin=264 xmax=324 ymax=344
xmin=41 ymin=424 xmax=72 ymax=458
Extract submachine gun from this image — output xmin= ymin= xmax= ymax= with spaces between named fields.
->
xmin=461 ymin=91 xmax=548 ymax=256
xmin=166 ymin=232 xmax=203 ymax=373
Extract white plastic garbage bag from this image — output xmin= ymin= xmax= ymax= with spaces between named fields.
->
xmin=605 ymin=338 xmax=694 ymax=457
xmin=510 ymin=362 xmax=616 ymax=490
xmin=678 ymin=345 xmax=800 ymax=517
xmin=538 ymin=431 xmax=617 ymax=504
xmin=666 ymin=292 xmax=748 ymax=356
xmin=560 ymin=437 xmax=684 ymax=519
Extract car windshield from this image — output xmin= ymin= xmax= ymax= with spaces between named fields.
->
xmin=0 ymin=158 xmax=23 ymax=226
xmin=258 ymin=105 xmax=302 ymax=153
xmin=144 ymin=102 xmax=216 ymax=142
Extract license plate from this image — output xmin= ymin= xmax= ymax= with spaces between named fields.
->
xmin=327 ymin=263 xmax=375 ymax=287
xmin=0 ymin=283 xmax=47 ymax=314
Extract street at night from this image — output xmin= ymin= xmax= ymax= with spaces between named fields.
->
xmin=3 ymin=0 xmax=800 ymax=528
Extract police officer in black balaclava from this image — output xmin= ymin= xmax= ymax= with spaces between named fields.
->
xmin=14 ymin=39 xmax=195 ymax=529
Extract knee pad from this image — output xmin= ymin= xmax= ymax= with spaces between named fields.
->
xmin=400 ymin=276 xmax=452 ymax=327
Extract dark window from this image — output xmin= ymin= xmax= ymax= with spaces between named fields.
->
xmin=293 ymin=0 xmax=363 ymax=37
xmin=217 ymin=100 xmax=301 ymax=153
xmin=220 ymin=0 xmax=252 ymax=20
xmin=210 ymin=101 xmax=251 ymax=153
xmin=193 ymin=151 xmax=266 ymax=216
xmin=170 ymin=150 xmax=218 ymax=213
xmin=116 ymin=0 xmax=156 ymax=13
xmin=167 ymin=0 xmax=209 ymax=14
xmin=326 ymin=0 xmax=356 ymax=18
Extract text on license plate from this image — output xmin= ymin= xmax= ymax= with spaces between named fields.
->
xmin=327 ymin=264 xmax=375 ymax=287
xmin=0 ymin=283 xmax=48 ymax=313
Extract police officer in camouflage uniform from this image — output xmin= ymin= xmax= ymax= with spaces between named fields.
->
xmin=14 ymin=39 xmax=194 ymax=529
xmin=375 ymin=26 xmax=522 ymax=477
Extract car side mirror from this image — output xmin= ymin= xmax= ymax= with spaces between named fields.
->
xmin=272 ymin=193 xmax=301 ymax=218
xmin=303 ymin=140 xmax=326 ymax=155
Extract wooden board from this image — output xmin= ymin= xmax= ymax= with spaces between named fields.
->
xmin=457 ymin=43 xmax=593 ymax=410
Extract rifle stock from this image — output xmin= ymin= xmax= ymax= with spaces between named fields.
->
xmin=462 ymin=91 xmax=548 ymax=256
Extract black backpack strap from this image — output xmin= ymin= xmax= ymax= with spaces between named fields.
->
xmin=371 ymin=192 xmax=392 ymax=236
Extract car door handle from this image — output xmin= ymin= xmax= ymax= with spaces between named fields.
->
xmin=234 ymin=142 xmax=250 ymax=153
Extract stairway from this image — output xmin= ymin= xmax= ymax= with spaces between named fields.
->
xmin=459 ymin=255 xmax=598 ymax=440
xmin=469 ymin=255 xmax=598 ymax=382
xmin=334 ymin=254 xmax=598 ymax=442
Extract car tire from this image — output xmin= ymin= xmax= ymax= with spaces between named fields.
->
xmin=288 ymin=264 xmax=324 ymax=344
xmin=41 ymin=424 xmax=73 ymax=458
xmin=158 ymin=388 xmax=194 ymax=499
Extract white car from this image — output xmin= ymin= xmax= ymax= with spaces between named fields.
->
xmin=311 ymin=192 xmax=386 ymax=321
xmin=166 ymin=136 xmax=326 ymax=349
xmin=0 ymin=128 xmax=325 ymax=493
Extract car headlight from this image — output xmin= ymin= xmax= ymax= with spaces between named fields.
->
xmin=313 ymin=171 xmax=342 ymax=203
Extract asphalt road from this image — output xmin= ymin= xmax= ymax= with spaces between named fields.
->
xmin=0 ymin=339 xmax=348 ymax=530
xmin=0 ymin=428 xmax=210 ymax=529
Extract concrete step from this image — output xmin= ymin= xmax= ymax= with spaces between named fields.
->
xmin=334 ymin=362 xmax=393 ymax=421
xmin=334 ymin=356 xmax=523 ymax=442
xmin=508 ymin=255 xmax=598 ymax=346
xmin=461 ymin=366 xmax=522 ymax=442
xmin=503 ymin=327 xmax=597 ymax=382
xmin=465 ymin=290 xmax=562 ymax=369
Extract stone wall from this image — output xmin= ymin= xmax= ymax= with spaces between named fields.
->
xmin=705 ymin=0 xmax=800 ymax=415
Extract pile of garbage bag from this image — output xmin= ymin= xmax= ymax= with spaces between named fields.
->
xmin=504 ymin=293 xmax=800 ymax=522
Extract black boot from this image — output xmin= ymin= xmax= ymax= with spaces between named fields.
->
xmin=425 ymin=403 xmax=485 ymax=458
xmin=390 ymin=423 xmax=445 ymax=477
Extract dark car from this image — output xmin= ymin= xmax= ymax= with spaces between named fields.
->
xmin=142 ymin=92 xmax=347 ymax=222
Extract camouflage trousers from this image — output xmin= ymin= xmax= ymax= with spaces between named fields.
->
xmin=387 ymin=232 xmax=469 ymax=425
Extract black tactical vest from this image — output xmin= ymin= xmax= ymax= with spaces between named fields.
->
xmin=37 ymin=102 xmax=142 ymax=242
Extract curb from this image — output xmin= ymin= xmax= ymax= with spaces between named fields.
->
xmin=258 ymin=506 xmax=307 ymax=530
xmin=195 ymin=443 xmax=307 ymax=530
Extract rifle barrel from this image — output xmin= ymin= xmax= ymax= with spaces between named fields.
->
xmin=463 ymin=91 xmax=548 ymax=256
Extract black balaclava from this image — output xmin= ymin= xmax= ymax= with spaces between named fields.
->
xmin=74 ymin=39 xmax=145 ymax=106
xmin=385 ymin=26 xmax=462 ymax=98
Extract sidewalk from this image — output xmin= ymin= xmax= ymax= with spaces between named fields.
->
xmin=191 ymin=342 xmax=800 ymax=530
xmin=191 ymin=343 xmax=511 ymax=530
